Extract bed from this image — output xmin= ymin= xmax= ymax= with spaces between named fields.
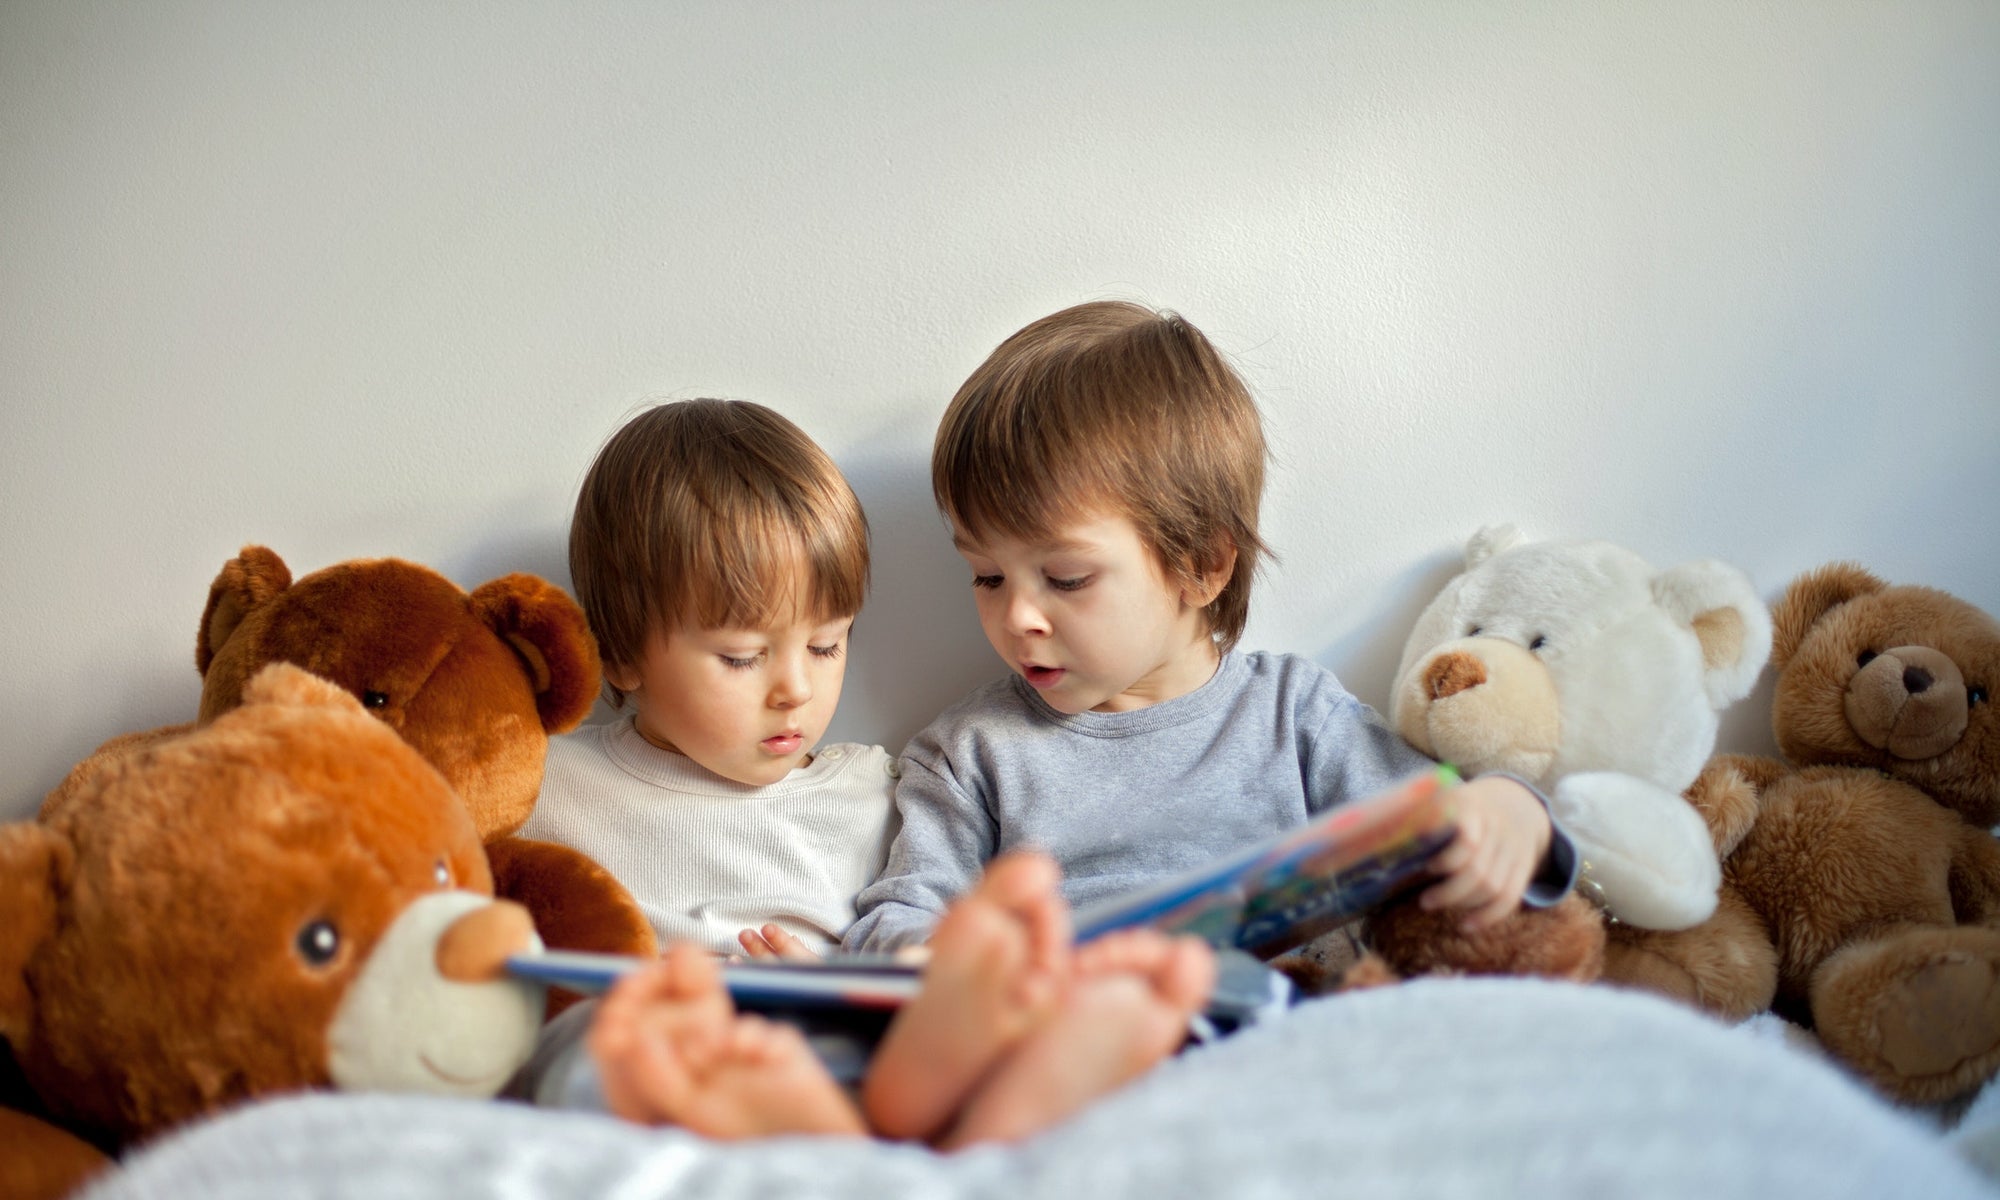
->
xmin=80 ymin=977 xmax=1999 ymax=1199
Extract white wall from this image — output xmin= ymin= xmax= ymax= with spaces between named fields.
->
xmin=4 ymin=1 xmax=1997 ymax=820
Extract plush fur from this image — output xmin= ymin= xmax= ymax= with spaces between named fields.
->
xmin=191 ymin=547 xmax=656 ymax=970
xmin=1321 ymin=527 xmax=1771 ymax=990
xmin=0 ymin=665 xmax=548 ymax=1200
xmin=1601 ymin=564 xmax=2000 ymax=1103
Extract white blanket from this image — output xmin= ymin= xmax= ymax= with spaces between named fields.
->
xmin=85 ymin=978 xmax=1997 ymax=1200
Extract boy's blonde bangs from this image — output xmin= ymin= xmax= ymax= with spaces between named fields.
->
xmin=676 ymin=503 xmax=869 ymax=633
xmin=571 ymin=401 xmax=869 ymax=700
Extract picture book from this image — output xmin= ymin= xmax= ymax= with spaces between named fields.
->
xmin=506 ymin=764 xmax=1459 ymax=1008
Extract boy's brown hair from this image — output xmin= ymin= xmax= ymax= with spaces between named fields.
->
xmin=933 ymin=301 xmax=1270 ymax=651
xmin=571 ymin=400 xmax=869 ymax=704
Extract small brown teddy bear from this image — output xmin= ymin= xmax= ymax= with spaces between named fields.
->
xmin=192 ymin=546 xmax=656 ymax=968
xmin=1 ymin=664 xmax=548 ymax=1200
xmin=1603 ymin=563 xmax=2000 ymax=1104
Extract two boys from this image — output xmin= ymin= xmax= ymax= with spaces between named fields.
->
xmin=541 ymin=301 xmax=1576 ymax=1144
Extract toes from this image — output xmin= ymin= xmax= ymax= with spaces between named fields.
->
xmin=1076 ymin=928 xmax=1171 ymax=974
xmin=1157 ymin=937 xmax=1219 ymax=1010
xmin=1074 ymin=931 xmax=1217 ymax=1009
xmin=661 ymin=942 xmax=726 ymax=1001
xmin=980 ymin=850 xmax=1062 ymax=908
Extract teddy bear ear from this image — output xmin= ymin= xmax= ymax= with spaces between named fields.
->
xmin=469 ymin=575 xmax=603 ymax=734
xmin=1769 ymin=562 xmax=1888 ymax=670
xmin=195 ymin=546 xmax=293 ymax=675
xmin=238 ymin=662 xmax=366 ymax=714
xmin=1651 ymin=560 xmax=1776 ymax=708
xmin=0 ymin=824 xmax=74 ymax=1046
xmin=1464 ymin=524 xmax=1529 ymax=569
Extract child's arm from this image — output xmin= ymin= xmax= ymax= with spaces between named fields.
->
xmin=842 ymin=753 xmax=998 ymax=953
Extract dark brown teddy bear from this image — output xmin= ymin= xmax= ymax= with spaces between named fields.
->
xmin=193 ymin=546 xmax=656 ymax=968
xmin=1603 ymin=563 xmax=2000 ymax=1103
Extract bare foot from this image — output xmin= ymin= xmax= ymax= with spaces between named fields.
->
xmin=861 ymin=852 xmax=1072 ymax=1142
xmin=939 ymin=928 xmax=1216 ymax=1149
xmin=588 ymin=943 xmax=866 ymax=1139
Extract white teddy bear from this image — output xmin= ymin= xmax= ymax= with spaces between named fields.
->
xmin=1390 ymin=526 xmax=1772 ymax=931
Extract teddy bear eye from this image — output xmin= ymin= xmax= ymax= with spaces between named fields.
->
xmin=1529 ymin=635 xmax=1548 ymax=652
xmin=295 ymin=919 xmax=341 ymax=967
xmin=1467 ymin=625 xmax=1483 ymax=638
xmin=434 ymin=859 xmax=452 ymax=887
xmin=360 ymin=690 xmax=390 ymax=710
xmin=1856 ymin=650 xmax=1878 ymax=668
xmin=1972 ymin=686 xmax=1990 ymax=708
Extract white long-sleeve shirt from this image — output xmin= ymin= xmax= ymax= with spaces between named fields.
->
xmin=520 ymin=717 xmax=898 ymax=954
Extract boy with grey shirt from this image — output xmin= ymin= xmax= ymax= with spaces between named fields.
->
xmin=844 ymin=301 xmax=1575 ymax=955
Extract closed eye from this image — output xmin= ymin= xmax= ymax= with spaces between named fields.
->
xmin=720 ymin=654 xmax=759 ymax=670
xmin=971 ymin=574 xmax=1002 ymax=590
xmin=1047 ymin=575 xmax=1091 ymax=592
xmin=810 ymin=643 xmax=844 ymax=660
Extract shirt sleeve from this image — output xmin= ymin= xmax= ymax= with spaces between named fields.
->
xmin=842 ymin=751 xmax=996 ymax=953
xmin=1301 ymin=690 xmax=1440 ymax=816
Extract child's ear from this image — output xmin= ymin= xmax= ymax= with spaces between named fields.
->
xmin=603 ymin=659 xmax=641 ymax=695
xmin=1180 ymin=542 xmax=1239 ymax=610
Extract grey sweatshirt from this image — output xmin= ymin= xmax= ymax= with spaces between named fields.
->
xmin=846 ymin=650 xmax=1575 ymax=951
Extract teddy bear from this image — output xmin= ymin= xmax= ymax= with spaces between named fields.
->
xmin=1 ymin=664 xmax=549 ymax=1200
xmin=1326 ymin=526 xmax=1774 ymax=989
xmin=189 ymin=546 xmax=656 ymax=969
xmin=1600 ymin=563 xmax=2000 ymax=1104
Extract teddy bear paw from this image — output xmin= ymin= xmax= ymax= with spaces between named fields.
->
xmin=1872 ymin=954 xmax=2000 ymax=1080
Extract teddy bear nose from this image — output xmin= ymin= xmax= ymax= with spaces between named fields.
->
xmin=1903 ymin=665 xmax=1933 ymax=694
xmin=435 ymin=899 xmax=537 ymax=982
xmin=1425 ymin=651 xmax=1489 ymax=701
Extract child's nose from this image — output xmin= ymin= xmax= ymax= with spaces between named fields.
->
xmin=1004 ymin=588 xmax=1050 ymax=636
xmin=768 ymin=658 xmax=813 ymax=708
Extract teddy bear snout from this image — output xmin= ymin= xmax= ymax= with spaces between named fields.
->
xmin=1425 ymin=651 xmax=1488 ymax=701
xmin=1844 ymin=645 xmax=1967 ymax=761
xmin=435 ymin=899 xmax=537 ymax=983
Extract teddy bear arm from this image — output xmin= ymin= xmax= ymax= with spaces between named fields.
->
xmin=1683 ymin=756 xmax=1769 ymax=858
xmin=1949 ymin=824 xmax=2000 ymax=928
xmin=486 ymin=836 xmax=657 ymax=960
xmin=1551 ymin=773 xmax=1722 ymax=930
xmin=0 ymin=1107 xmax=112 ymax=1200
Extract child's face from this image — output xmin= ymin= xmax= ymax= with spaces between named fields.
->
xmin=953 ymin=511 xmax=1219 ymax=714
xmin=606 ymin=608 xmax=853 ymax=787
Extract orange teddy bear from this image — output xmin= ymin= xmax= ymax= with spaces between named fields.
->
xmin=2 ymin=665 xmax=548 ymax=1200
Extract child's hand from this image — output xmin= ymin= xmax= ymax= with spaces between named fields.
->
xmin=737 ymin=923 xmax=824 ymax=962
xmin=1418 ymin=776 xmax=1552 ymax=931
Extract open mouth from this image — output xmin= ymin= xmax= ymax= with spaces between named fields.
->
xmin=1022 ymin=665 xmax=1066 ymax=689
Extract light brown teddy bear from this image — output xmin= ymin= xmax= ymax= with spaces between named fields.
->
xmin=191 ymin=546 xmax=656 ymax=969
xmin=1 ymin=664 xmax=548 ymax=1200
xmin=1604 ymin=563 xmax=2000 ymax=1104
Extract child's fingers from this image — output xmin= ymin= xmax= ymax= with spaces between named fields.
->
xmin=738 ymin=928 xmax=779 ymax=959
xmin=1421 ymin=829 xmax=1502 ymax=910
xmin=1458 ymin=887 xmax=1523 ymax=931
xmin=760 ymin=924 xmax=824 ymax=962
xmin=1418 ymin=869 xmax=1488 ymax=912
